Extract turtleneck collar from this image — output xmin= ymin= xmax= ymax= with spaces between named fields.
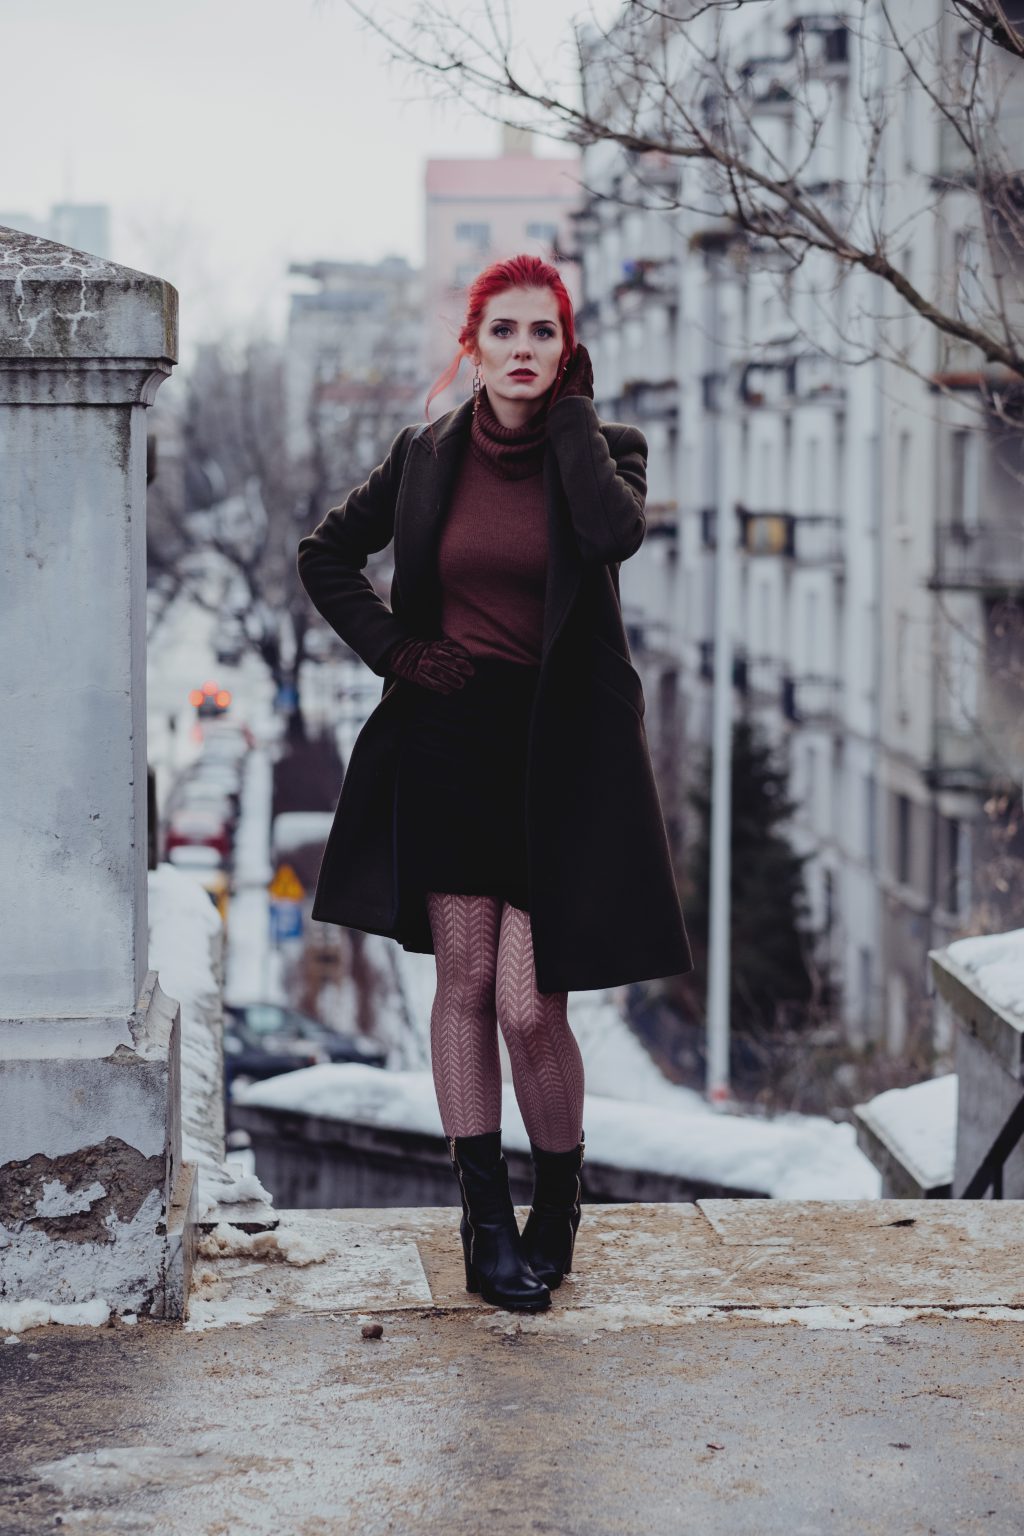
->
xmin=469 ymin=388 xmax=548 ymax=480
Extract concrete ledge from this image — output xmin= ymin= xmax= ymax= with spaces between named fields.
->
xmin=931 ymin=942 xmax=1024 ymax=1079
xmin=185 ymin=1199 xmax=1024 ymax=1332
xmin=853 ymin=1075 xmax=955 ymax=1198
xmin=230 ymin=1103 xmax=770 ymax=1208
xmin=0 ymin=975 xmax=184 ymax=1316
xmin=159 ymin=1160 xmax=198 ymax=1322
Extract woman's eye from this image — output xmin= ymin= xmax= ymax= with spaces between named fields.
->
xmin=535 ymin=327 xmax=555 ymax=339
xmin=493 ymin=325 xmax=512 ymax=336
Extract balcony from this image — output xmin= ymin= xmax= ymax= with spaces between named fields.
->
xmin=740 ymin=351 xmax=848 ymax=409
xmin=697 ymin=640 xmax=749 ymax=693
xmin=781 ymin=672 xmax=843 ymax=726
xmin=928 ymin=721 xmax=1005 ymax=792
xmin=931 ymin=524 xmax=1024 ymax=593
xmin=738 ymin=507 xmax=843 ymax=567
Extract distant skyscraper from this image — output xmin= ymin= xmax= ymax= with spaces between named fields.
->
xmin=0 ymin=203 xmax=110 ymax=260
xmin=424 ymin=127 xmax=581 ymax=411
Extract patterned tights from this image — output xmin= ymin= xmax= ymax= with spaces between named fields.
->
xmin=425 ymin=890 xmax=585 ymax=1154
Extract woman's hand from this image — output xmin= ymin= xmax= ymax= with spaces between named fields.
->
xmin=553 ymin=342 xmax=595 ymax=403
xmin=387 ymin=635 xmax=476 ymax=693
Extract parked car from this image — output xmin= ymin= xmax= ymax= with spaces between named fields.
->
xmin=174 ymin=785 xmax=238 ymax=831
xmin=189 ymin=680 xmax=232 ymax=718
xmin=167 ymin=844 xmax=231 ymax=923
xmin=214 ymin=619 xmax=246 ymax=666
xmin=223 ymin=1019 xmax=330 ymax=1101
xmin=165 ymin=807 xmax=233 ymax=862
xmin=224 ymin=1003 xmax=387 ymax=1068
xmin=183 ymin=762 xmax=242 ymax=807
xmin=201 ymin=719 xmax=253 ymax=757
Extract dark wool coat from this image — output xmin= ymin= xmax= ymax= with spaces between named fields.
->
xmin=296 ymin=393 xmax=693 ymax=994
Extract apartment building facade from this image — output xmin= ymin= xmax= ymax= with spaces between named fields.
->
xmin=283 ymin=255 xmax=423 ymax=492
xmin=424 ymin=127 xmax=582 ymax=411
xmin=574 ymin=0 xmax=1023 ymax=1051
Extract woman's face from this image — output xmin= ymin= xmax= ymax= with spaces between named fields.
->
xmin=471 ymin=286 xmax=565 ymax=414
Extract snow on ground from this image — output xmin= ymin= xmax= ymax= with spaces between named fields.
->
xmin=856 ymin=1074 xmax=957 ymax=1187
xmin=148 ymin=862 xmax=274 ymax=1215
xmin=224 ymin=745 xmax=285 ymax=1008
xmin=946 ymin=928 xmax=1024 ymax=1021
xmin=0 ymin=1298 xmax=112 ymax=1336
xmin=235 ymin=1063 xmax=879 ymax=1199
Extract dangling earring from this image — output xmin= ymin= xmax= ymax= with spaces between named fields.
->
xmin=472 ymin=364 xmax=483 ymax=414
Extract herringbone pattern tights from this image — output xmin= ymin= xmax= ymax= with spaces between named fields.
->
xmin=425 ymin=891 xmax=585 ymax=1153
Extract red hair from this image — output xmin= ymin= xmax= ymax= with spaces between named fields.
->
xmin=425 ymin=253 xmax=576 ymax=421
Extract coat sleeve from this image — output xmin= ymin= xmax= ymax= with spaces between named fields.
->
xmin=545 ymin=396 xmax=647 ymax=564
xmin=296 ymin=426 xmax=419 ymax=676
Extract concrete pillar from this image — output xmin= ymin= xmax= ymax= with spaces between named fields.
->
xmin=0 ymin=228 xmax=192 ymax=1318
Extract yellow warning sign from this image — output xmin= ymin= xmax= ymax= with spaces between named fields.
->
xmin=268 ymin=863 xmax=305 ymax=901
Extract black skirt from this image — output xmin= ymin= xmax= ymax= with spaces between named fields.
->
xmin=396 ymin=655 xmax=541 ymax=914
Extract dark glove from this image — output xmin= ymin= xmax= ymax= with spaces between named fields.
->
xmin=553 ymin=342 xmax=595 ymax=403
xmin=386 ymin=635 xmax=476 ymax=693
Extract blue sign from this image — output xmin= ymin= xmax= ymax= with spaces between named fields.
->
xmin=270 ymin=899 xmax=303 ymax=943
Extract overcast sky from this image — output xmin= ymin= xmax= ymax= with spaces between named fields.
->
xmin=5 ymin=0 xmax=614 ymax=351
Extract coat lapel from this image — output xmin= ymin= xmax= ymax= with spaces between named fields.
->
xmin=398 ymin=398 xmax=583 ymax=665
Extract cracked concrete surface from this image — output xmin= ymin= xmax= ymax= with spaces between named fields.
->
xmin=3 ymin=1200 xmax=1024 ymax=1534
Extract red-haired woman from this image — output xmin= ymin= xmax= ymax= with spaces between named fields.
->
xmin=298 ymin=254 xmax=692 ymax=1314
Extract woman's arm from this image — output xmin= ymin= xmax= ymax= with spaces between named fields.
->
xmin=296 ymin=426 xmax=418 ymax=676
xmin=546 ymin=394 xmax=648 ymax=565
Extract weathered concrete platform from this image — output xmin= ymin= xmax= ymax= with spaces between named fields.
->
xmin=4 ymin=1200 xmax=1024 ymax=1534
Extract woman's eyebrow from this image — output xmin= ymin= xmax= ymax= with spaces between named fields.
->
xmin=489 ymin=317 xmax=558 ymax=326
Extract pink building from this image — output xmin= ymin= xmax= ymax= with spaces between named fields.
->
xmin=424 ymin=129 xmax=581 ymax=412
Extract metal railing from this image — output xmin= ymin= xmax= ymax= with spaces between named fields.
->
xmin=932 ymin=523 xmax=1024 ymax=591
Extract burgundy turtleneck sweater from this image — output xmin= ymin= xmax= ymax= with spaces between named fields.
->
xmin=437 ymin=392 xmax=549 ymax=666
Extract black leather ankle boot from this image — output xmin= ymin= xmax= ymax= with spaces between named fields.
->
xmin=448 ymin=1131 xmax=551 ymax=1313
xmin=520 ymin=1131 xmax=585 ymax=1289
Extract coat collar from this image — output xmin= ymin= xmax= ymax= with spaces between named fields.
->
xmin=415 ymin=397 xmax=474 ymax=454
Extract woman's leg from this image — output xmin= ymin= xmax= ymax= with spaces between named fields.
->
xmin=425 ymin=890 xmax=504 ymax=1137
xmin=494 ymin=902 xmax=585 ymax=1153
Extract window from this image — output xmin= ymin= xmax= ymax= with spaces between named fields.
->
xmin=896 ymin=611 xmax=910 ymax=720
xmin=526 ymin=221 xmax=558 ymax=245
xmin=859 ymin=946 xmax=874 ymax=1030
xmin=454 ymin=262 xmax=480 ymax=289
xmin=455 ymin=221 xmax=490 ymax=245
xmin=946 ymin=816 xmax=972 ymax=916
xmin=950 ymin=430 xmax=980 ymax=529
xmin=895 ymin=792 xmax=912 ymax=886
xmin=823 ymin=868 xmax=835 ymax=935
xmin=896 ymin=430 xmax=911 ymax=526
xmin=900 ymin=247 xmax=914 ymax=349
xmin=804 ymin=437 xmax=820 ymax=512
xmin=865 ymin=773 xmax=877 ymax=869
xmin=954 ymin=229 xmax=984 ymax=323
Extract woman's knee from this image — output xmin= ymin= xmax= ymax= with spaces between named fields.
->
xmin=428 ymin=892 xmax=500 ymax=1004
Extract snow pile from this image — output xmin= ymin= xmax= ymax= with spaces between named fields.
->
xmin=148 ymin=862 xmax=274 ymax=1217
xmin=946 ymin=929 xmax=1024 ymax=1021
xmin=0 ymin=1298 xmax=111 ymax=1335
xmin=211 ymin=1172 xmax=273 ymax=1208
xmin=234 ymin=1063 xmax=879 ymax=1199
xmin=271 ymin=811 xmax=334 ymax=857
xmin=856 ymin=1074 xmax=957 ymax=1187
xmin=198 ymin=1221 xmax=331 ymax=1266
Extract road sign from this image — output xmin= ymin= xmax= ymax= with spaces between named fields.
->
xmin=270 ymin=899 xmax=303 ymax=943
xmin=268 ymin=864 xmax=305 ymax=901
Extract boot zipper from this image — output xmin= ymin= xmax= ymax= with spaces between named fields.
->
xmin=450 ymin=1137 xmax=476 ymax=1266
